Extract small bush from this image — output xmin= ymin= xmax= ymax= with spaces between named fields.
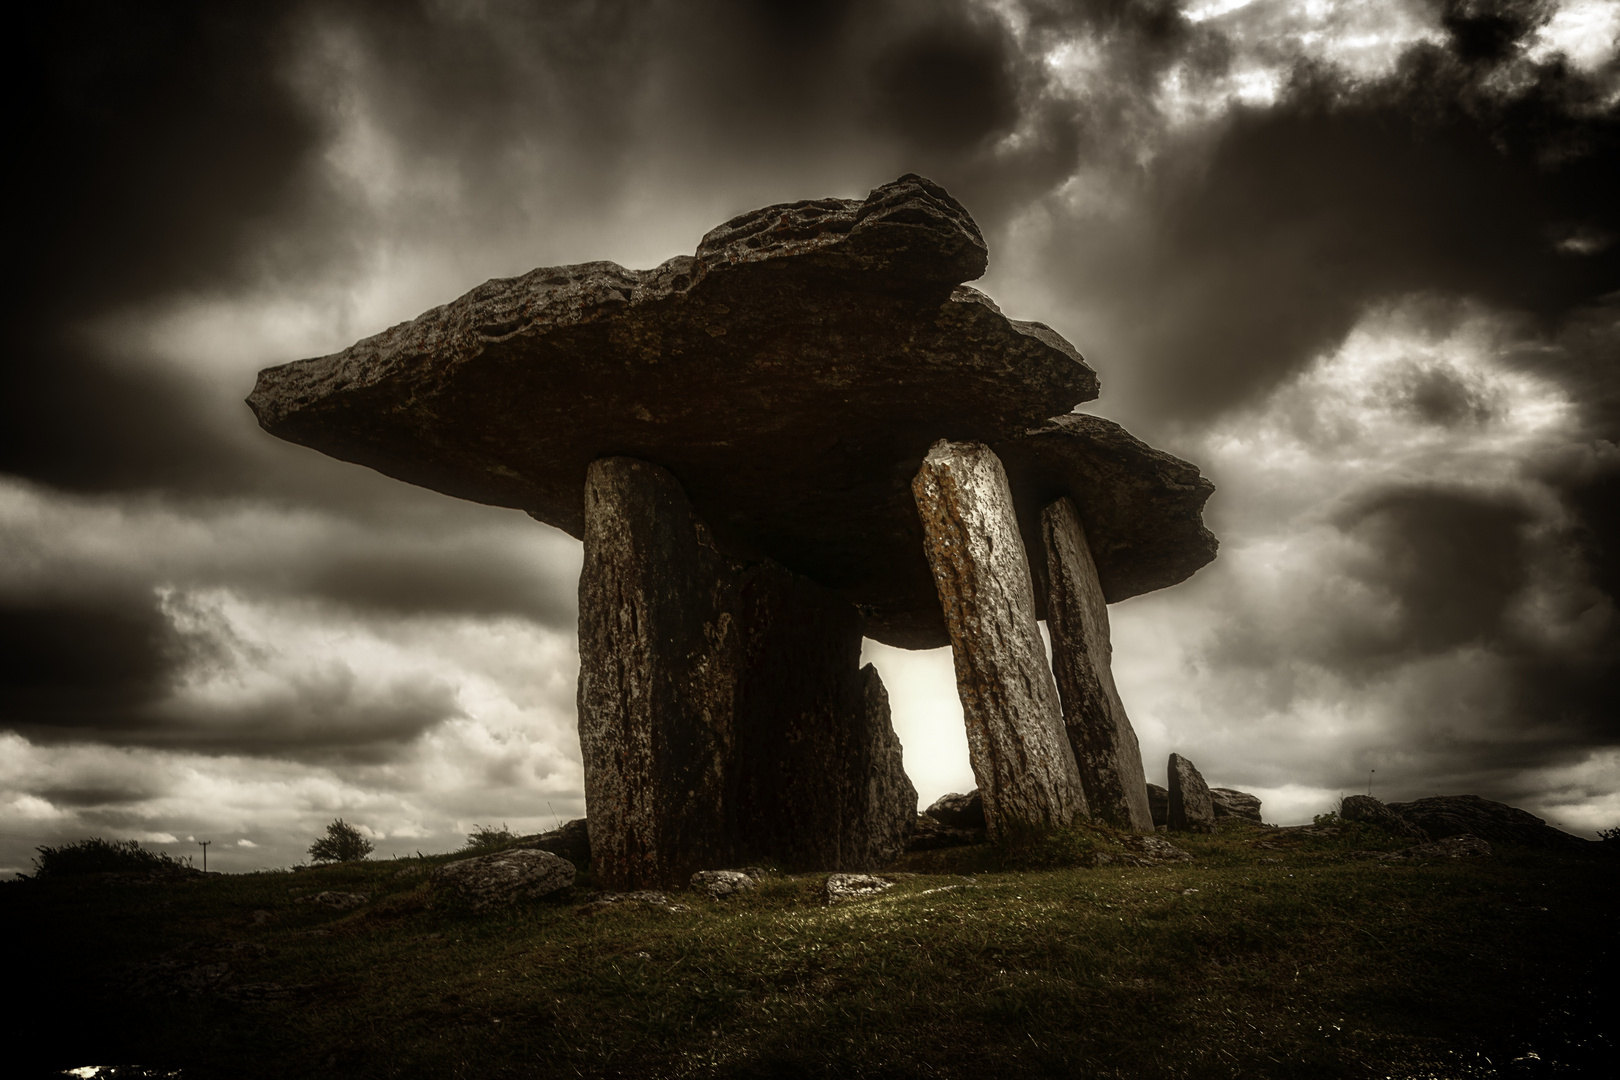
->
xmin=30 ymin=837 xmax=186 ymax=879
xmin=461 ymin=823 xmax=519 ymax=855
xmin=308 ymin=819 xmax=375 ymax=864
xmin=1599 ymin=826 xmax=1620 ymax=844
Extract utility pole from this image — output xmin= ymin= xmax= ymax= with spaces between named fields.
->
xmin=198 ymin=840 xmax=211 ymax=872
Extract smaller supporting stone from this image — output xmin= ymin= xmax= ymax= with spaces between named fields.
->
xmin=1167 ymin=753 xmax=1216 ymax=833
xmin=912 ymin=439 xmax=1088 ymax=839
xmin=1041 ymin=496 xmax=1154 ymax=832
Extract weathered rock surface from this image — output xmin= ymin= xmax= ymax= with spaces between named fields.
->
xmin=826 ymin=874 xmax=894 ymax=902
xmin=1340 ymin=795 xmax=1429 ymax=841
xmin=1396 ymin=834 xmax=1494 ymax=859
xmin=1146 ymin=783 xmax=1169 ymax=828
xmin=1210 ymin=788 xmax=1263 ymax=825
xmin=248 ymin=175 xmax=1216 ymax=648
xmin=1117 ymin=835 xmax=1195 ymax=865
xmin=690 ymin=870 xmax=758 ymax=899
xmin=579 ymin=457 xmax=916 ymax=888
xmin=925 ymin=790 xmax=986 ymax=830
xmin=574 ymin=891 xmax=688 ymax=916
xmin=907 ymin=814 xmax=988 ymax=851
xmin=297 ymin=891 xmax=368 ymax=910
xmin=433 ymin=849 xmax=575 ymax=911
xmin=521 ymin=817 xmax=591 ymax=866
xmin=1167 ymin=754 xmax=1215 ymax=834
xmin=1041 ymin=496 xmax=1154 ymax=832
xmin=913 ymin=440 xmax=1088 ymax=838
xmin=1387 ymin=795 xmax=1587 ymax=850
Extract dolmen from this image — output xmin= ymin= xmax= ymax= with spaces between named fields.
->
xmin=248 ymin=175 xmax=1218 ymax=889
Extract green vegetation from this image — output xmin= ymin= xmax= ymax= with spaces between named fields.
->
xmin=307 ymin=819 xmax=375 ymax=864
xmin=460 ymin=823 xmax=521 ymax=855
xmin=26 ymin=836 xmax=189 ymax=879
xmin=5 ymin=821 xmax=1613 ymax=1078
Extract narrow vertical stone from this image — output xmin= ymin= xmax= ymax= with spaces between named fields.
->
xmin=1042 ymin=496 xmax=1155 ymax=832
xmin=579 ymin=456 xmax=918 ymax=887
xmin=578 ymin=457 xmax=739 ymax=890
xmin=1167 ymin=753 xmax=1216 ymax=833
xmin=912 ymin=439 xmax=1088 ymax=838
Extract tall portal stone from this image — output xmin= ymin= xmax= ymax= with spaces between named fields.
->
xmin=1167 ymin=753 xmax=1216 ymax=833
xmin=1041 ymin=496 xmax=1154 ymax=832
xmin=579 ymin=456 xmax=915 ymax=889
xmin=912 ymin=440 xmax=1088 ymax=838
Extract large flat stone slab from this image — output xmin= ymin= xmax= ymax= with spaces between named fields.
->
xmin=248 ymin=176 xmax=1215 ymax=647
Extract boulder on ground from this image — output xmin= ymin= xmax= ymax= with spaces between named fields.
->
xmin=434 ymin=848 xmax=575 ymax=911
xmin=826 ymin=874 xmax=894 ymax=902
xmin=1210 ymin=788 xmax=1263 ymax=824
xmin=523 ymin=817 xmax=591 ymax=866
xmin=926 ymin=791 xmax=987 ymax=830
xmin=1386 ymin=795 xmax=1587 ymax=850
xmin=690 ymin=870 xmax=759 ymax=899
xmin=1145 ymin=783 xmax=1169 ymax=829
xmin=1167 ymin=754 xmax=1215 ymax=833
xmin=907 ymin=813 xmax=987 ymax=851
xmin=1340 ymin=795 xmax=1429 ymax=842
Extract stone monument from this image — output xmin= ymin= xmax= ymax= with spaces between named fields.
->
xmin=248 ymin=175 xmax=1217 ymax=887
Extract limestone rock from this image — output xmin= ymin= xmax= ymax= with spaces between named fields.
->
xmin=579 ymin=457 xmax=917 ymax=888
xmin=1167 ymin=754 xmax=1215 ymax=833
xmin=1386 ymin=795 xmax=1587 ymax=849
xmin=1210 ymin=788 xmax=1263 ymax=825
xmin=690 ymin=870 xmax=758 ymax=899
xmin=1340 ymin=795 xmax=1429 ymax=841
xmin=433 ymin=849 xmax=575 ymax=911
xmin=826 ymin=874 xmax=894 ymax=902
xmin=248 ymin=176 xmax=1216 ymax=648
xmin=925 ymin=790 xmax=986 ymax=830
xmin=907 ymin=814 xmax=987 ymax=851
xmin=1041 ymin=496 xmax=1154 ymax=832
xmin=1118 ymin=835 xmax=1195 ymax=865
xmin=913 ymin=440 xmax=1088 ymax=837
xmin=1397 ymin=834 xmax=1493 ymax=859
xmin=1145 ymin=783 xmax=1169 ymax=828
xmin=523 ymin=817 xmax=591 ymax=866
xmin=575 ymin=891 xmax=688 ymax=916
xmin=298 ymin=891 xmax=368 ymax=910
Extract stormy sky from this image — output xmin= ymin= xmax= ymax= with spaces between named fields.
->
xmin=3 ymin=0 xmax=1617 ymax=875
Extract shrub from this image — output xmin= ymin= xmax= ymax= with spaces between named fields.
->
xmin=1599 ymin=826 xmax=1620 ymax=844
xmin=461 ymin=823 xmax=519 ymax=854
xmin=308 ymin=819 xmax=375 ymax=863
xmin=30 ymin=837 xmax=186 ymax=879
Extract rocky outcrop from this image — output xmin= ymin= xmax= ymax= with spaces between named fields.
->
xmin=907 ymin=814 xmax=987 ymax=851
xmin=248 ymin=175 xmax=1216 ymax=649
xmin=1167 ymin=754 xmax=1215 ymax=834
xmin=1210 ymin=788 xmax=1263 ymax=825
xmin=1340 ymin=795 xmax=1429 ymax=841
xmin=925 ymin=791 xmax=986 ymax=830
xmin=913 ymin=440 xmax=1088 ymax=838
xmin=1387 ymin=795 xmax=1587 ymax=850
xmin=1041 ymin=496 xmax=1154 ymax=832
xmin=434 ymin=849 xmax=576 ymax=911
xmin=579 ymin=457 xmax=916 ymax=888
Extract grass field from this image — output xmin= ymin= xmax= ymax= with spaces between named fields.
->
xmin=4 ymin=821 xmax=1614 ymax=1079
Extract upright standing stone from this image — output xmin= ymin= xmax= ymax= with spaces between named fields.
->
xmin=1167 ymin=753 xmax=1216 ymax=833
xmin=912 ymin=440 xmax=1088 ymax=838
xmin=579 ymin=456 xmax=917 ymax=889
xmin=1041 ymin=496 xmax=1154 ymax=832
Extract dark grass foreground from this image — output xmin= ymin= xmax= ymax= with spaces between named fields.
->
xmin=4 ymin=822 xmax=1614 ymax=1079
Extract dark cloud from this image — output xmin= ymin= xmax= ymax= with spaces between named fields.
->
xmin=0 ymin=598 xmax=174 ymax=722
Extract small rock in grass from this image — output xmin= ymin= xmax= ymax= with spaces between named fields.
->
xmin=691 ymin=869 xmax=758 ymax=899
xmin=299 ymin=891 xmax=368 ymax=910
xmin=1118 ymin=834 xmax=1194 ymax=865
xmin=826 ymin=873 xmax=893 ymax=902
xmin=575 ymin=890 xmax=689 ymax=916
xmin=434 ymin=848 xmax=574 ymax=911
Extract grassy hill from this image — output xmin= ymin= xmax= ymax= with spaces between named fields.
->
xmin=4 ymin=821 xmax=1614 ymax=1078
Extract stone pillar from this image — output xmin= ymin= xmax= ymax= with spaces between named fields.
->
xmin=1041 ymin=496 xmax=1155 ymax=832
xmin=1167 ymin=753 xmax=1216 ymax=833
xmin=911 ymin=440 xmax=1088 ymax=839
xmin=578 ymin=456 xmax=916 ymax=889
